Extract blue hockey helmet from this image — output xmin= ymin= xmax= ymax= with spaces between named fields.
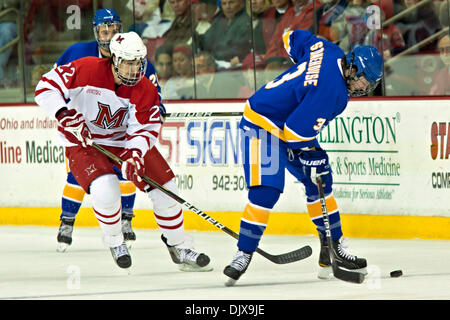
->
xmin=93 ymin=8 xmax=121 ymax=27
xmin=93 ymin=8 xmax=122 ymax=52
xmin=345 ymin=46 xmax=383 ymax=96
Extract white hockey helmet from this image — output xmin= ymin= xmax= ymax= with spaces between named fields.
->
xmin=110 ymin=32 xmax=148 ymax=86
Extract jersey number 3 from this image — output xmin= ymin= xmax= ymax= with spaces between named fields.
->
xmin=265 ymin=62 xmax=307 ymax=89
xmin=313 ymin=118 xmax=326 ymax=132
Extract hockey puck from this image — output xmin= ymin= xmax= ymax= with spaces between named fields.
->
xmin=390 ymin=270 xmax=403 ymax=277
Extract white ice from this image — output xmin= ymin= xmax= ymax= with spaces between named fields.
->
xmin=0 ymin=225 xmax=449 ymax=300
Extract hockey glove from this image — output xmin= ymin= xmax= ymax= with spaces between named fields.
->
xmin=297 ymin=148 xmax=331 ymax=180
xmin=119 ymin=149 xmax=145 ymax=184
xmin=56 ymin=108 xmax=91 ymax=148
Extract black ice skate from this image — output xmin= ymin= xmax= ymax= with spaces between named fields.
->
xmin=161 ymin=235 xmax=212 ymax=272
xmin=110 ymin=242 xmax=132 ymax=269
xmin=121 ymin=213 xmax=136 ymax=249
xmin=56 ymin=217 xmax=75 ymax=252
xmin=318 ymin=232 xmax=367 ymax=279
xmin=223 ymin=250 xmax=253 ymax=287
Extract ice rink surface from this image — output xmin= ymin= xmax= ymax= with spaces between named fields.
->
xmin=0 ymin=226 xmax=449 ymax=301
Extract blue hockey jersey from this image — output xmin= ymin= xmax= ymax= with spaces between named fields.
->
xmin=55 ymin=40 xmax=162 ymax=95
xmin=241 ymin=30 xmax=350 ymax=149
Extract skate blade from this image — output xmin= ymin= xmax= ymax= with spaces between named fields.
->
xmin=225 ymin=278 xmax=237 ymax=287
xmin=178 ymin=264 xmax=213 ymax=272
xmin=318 ymin=266 xmax=332 ymax=280
xmin=356 ymin=267 xmax=368 ymax=275
xmin=318 ymin=266 xmax=368 ymax=279
xmin=56 ymin=243 xmax=69 ymax=253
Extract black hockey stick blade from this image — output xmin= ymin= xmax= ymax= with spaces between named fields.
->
xmin=316 ymin=175 xmax=365 ymax=284
xmin=332 ymin=264 xmax=365 ymax=284
xmin=88 ymin=141 xmax=312 ymax=265
xmin=256 ymin=245 xmax=312 ymax=264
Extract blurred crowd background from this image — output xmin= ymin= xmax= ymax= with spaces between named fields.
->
xmin=0 ymin=0 xmax=449 ymax=102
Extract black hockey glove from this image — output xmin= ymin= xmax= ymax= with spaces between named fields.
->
xmin=295 ymin=148 xmax=331 ymax=178
xmin=159 ymin=103 xmax=167 ymax=123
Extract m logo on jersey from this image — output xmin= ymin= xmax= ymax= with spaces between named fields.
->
xmin=85 ymin=164 xmax=97 ymax=176
xmin=91 ymin=103 xmax=128 ymax=129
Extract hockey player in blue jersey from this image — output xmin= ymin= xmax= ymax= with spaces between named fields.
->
xmin=56 ymin=8 xmax=165 ymax=252
xmin=223 ymin=29 xmax=383 ymax=285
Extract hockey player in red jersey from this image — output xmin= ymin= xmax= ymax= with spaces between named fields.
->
xmin=35 ymin=32 xmax=212 ymax=271
xmin=55 ymin=8 xmax=165 ymax=252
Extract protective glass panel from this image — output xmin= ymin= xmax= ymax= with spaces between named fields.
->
xmin=0 ymin=0 xmax=23 ymax=102
xmin=1 ymin=0 xmax=449 ymax=105
xmin=191 ymin=0 xmax=253 ymax=99
xmin=383 ymin=0 xmax=449 ymax=96
xmin=23 ymin=0 xmax=133 ymax=103
xmin=255 ymin=0 xmax=322 ymax=94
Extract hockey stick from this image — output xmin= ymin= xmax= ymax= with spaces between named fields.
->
xmin=165 ymin=111 xmax=243 ymax=118
xmin=88 ymin=141 xmax=312 ymax=264
xmin=316 ymin=175 xmax=365 ymax=284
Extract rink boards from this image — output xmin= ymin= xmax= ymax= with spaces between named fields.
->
xmin=0 ymin=99 xmax=449 ymax=239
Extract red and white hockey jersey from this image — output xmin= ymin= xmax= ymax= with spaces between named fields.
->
xmin=35 ymin=57 xmax=161 ymax=156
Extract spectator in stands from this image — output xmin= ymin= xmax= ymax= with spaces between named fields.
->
xmin=191 ymin=0 xmax=217 ymax=40
xmin=26 ymin=63 xmax=51 ymax=100
xmin=437 ymin=0 xmax=449 ymax=27
xmin=0 ymin=0 xmax=20 ymax=88
xmin=330 ymin=0 xmax=370 ymax=52
xmin=263 ymin=0 xmax=322 ymax=67
xmin=262 ymin=0 xmax=292 ymax=47
xmin=31 ymin=64 xmax=49 ymax=86
xmin=162 ymin=0 xmax=211 ymax=50
xmin=315 ymin=0 xmax=348 ymax=42
xmin=155 ymin=45 xmax=174 ymax=91
xmin=363 ymin=4 xmax=406 ymax=59
xmin=263 ymin=56 xmax=284 ymax=82
xmin=127 ymin=0 xmax=172 ymax=38
xmin=237 ymin=53 xmax=265 ymax=98
xmin=161 ymin=0 xmax=176 ymax=20
xmin=394 ymin=0 xmax=441 ymax=53
xmin=429 ymin=34 xmax=450 ymax=95
xmin=246 ymin=0 xmax=272 ymax=55
xmin=193 ymin=0 xmax=219 ymax=24
xmin=161 ymin=0 xmax=193 ymax=47
xmin=127 ymin=0 xmax=159 ymax=35
xmin=199 ymin=0 xmax=253 ymax=69
xmin=194 ymin=50 xmax=243 ymax=98
xmin=194 ymin=50 xmax=217 ymax=98
xmin=162 ymin=43 xmax=195 ymax=99
xmin=373 ymin=0 xmax=394 ymax=20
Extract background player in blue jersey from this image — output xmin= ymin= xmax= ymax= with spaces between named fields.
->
xmin=56 ymin=8 xmax=165 ymax=252
xmin=223 ymin=29 xmax=383 ymax=286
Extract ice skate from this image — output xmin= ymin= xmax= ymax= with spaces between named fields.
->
xmin=223 ymin=250 xmax=253 ymax=287
xmin=121 ymin=213 xmax=136 ymax=249
xmin=161 ymin=235 xmax=212 ymax=272
xmin=318 ymin=233 xmax=367 ymax=280
xmin=56 ymin=217 xmax=75 ymax=252
xmin=110 ymin=242 xmax=132 ymax=269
